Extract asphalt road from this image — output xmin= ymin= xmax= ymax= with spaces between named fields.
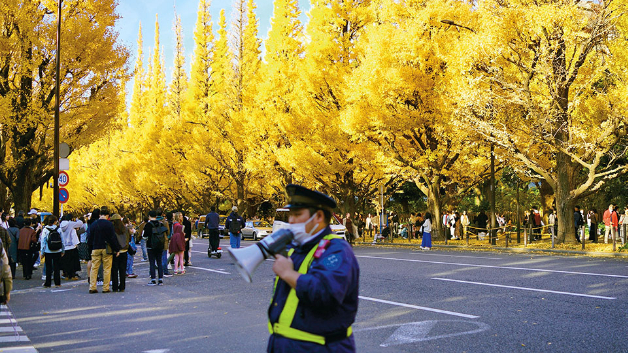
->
xmin=2 ymin=238 xmax=627 ymax=352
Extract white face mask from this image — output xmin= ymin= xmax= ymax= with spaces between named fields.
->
xmin=289 ymin=214 xmax=319 ymax=245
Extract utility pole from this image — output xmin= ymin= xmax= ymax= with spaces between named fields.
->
xmin=53 ymin=0 xmax=62 ymax=217
xmin=489 ymin=143 xmax=497 ymax=245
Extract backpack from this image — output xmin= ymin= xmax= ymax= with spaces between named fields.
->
xmin=47 ymin=226 xmax=63 ymax=251
xmin=534 ymin=213 xmax=542 ymax=227
xmin=150 ymin=222 xmax=168 ymax=252
xmin=115 ymin=231 xmax=128 ymax=251
xmin=228 ymin=215 xmax=242 ymax=234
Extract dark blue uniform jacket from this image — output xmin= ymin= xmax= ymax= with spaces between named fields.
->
xmin=267 ymin=226 xmax=360 ymax=353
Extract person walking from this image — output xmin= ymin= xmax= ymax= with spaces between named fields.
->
xmin=7 ymin=219 xmax=19 ymax=279
xmin=461 ymin=211 xmax=470 ymax=240
xmin=110 ymin=214 xmax=130 ymax=292
xmin=87 ymin=207 xmax=120 ymax=293
xmin=41 ymin=215 xmax=64 ymax=288
xmin=603 ymin=204 xmax=618 ymax=244
xmin=365 ymin=214 xmax=373 ymax=239
xmin=225 ymin=206 xmax=245 ymax=249
xmin=59 ymin=214 xmax=83 ymax=280
xmin=125 ymin=217 xmax=138 ymax=278
xmin=137 ymin=216 xmax=149 ymax=261
xmin=420 ymin=212 xmax=433 ymax=250
xmin=143 ymin=211 xmax=168 ymax=286
xmin=588 ymin=209 xmax=598 ymax=243
xmin=574 ymin=206 xmax=585 ymax=243
xmin=205 ymin=207 xmax=220 ymax=255
xmin=17 ymin=219 xmax=37 ymax=280
xmin=182 ymin=212 xmax=192 ymax=266
xmin=344 ymin=213 xmax=354 ymax=245
xmin=169 ymin=212 xmax=186 ymax=275
xmin=268 ymin=184 xmax=359 ymax=352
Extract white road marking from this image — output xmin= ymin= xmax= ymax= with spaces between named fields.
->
xmin=357 ymin=255 xmax=628 ymax=278
xmin=51 ymin=289 xmax=72 ymax=293
xmin=411 ymin=253 xmax=501 ymax=260
xmin=143 ymin=350 xmax=171 ymax=353
xmin=0 ymin=327 xmax=22 ymax=332
xmin=0 ymin=305 xmax=36 ymax=351
xmin=358 ymin=296 xmax=479 ymax=319
xmin=188 ymin=266 xmax=230 ymax=275
xmin=355 ymin=320 xmax=490 ymax=347
xmin=432 ymin=278 xmax=617 ymax=300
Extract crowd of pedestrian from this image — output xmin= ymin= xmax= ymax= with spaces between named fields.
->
xmin=0 ymin=206 xmax=198 ymax=294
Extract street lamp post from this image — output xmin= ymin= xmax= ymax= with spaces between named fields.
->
xmin=53 ymin=0 xmax=62 ymax=217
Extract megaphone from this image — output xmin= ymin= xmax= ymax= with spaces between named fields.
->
xmin=228 ymin=228 xmax=295 ymax=283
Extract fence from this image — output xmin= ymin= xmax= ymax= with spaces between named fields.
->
xmin=361 ymin=222 xmax=628 ymax=252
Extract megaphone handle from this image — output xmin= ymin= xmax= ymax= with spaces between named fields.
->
xmin=279 ymin=249 xmax=289 ymax=257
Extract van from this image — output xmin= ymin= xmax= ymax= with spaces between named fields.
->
xmin=273 ymin=208 xmax=347 ymax=240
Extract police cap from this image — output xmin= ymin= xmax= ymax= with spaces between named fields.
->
xmin=284 ymin=184 xmax=337 ymax=211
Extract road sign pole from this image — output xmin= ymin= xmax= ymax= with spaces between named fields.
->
xmin=53 ymin=0 xmax=63 ymax=218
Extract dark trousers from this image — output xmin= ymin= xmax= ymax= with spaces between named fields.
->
xmin=208 ymin=229 xmax=220 ymax=252
xmin=589 ymin=224 xmax=597 ymax=242
xmin=148 ymin=249 xmax=163 ymax=280
xmin=44 ymin=252 xmax=62 ymax=286
xmin=62 ymin=248 xmax=80 ymax=278
xmin=111 ymin=252 xmax=127 ymax=291
xmin=9 ymin=259 xmax=16 ymax=279
xmin=19 ymin=249 xmax=33 ymax=278
xmin=184 ymin=239 xmax=190 ymax=264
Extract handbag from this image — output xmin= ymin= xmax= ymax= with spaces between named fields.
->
xmin=128 ymin=241 xmax=137 ymax=256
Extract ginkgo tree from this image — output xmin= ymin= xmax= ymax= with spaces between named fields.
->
xmin=344 ymin=0 xmax=491 ymax=235
xmin=0 ymin=0 xmax=128 ymax=212
xmin=461 ymin=0 xmax=628 ymax=243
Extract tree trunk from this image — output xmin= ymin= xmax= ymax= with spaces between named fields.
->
xmin=0 ymin=181 xmax=9 ymax=212
xmin=539 ymin=179 xmax=554 ymax=222
xmin=555 ymin=151 xmax=577 ymax=243
xmin=10 ymin=170 xmax=35 ymax=214
xmin=236 ymin=179 xmax=245 ymax=212
xmin=426 ymin=181 xmax=443 ymax=240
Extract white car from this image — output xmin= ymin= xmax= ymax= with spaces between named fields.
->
xmin=241 ymin=220 xmax=273 ymax=240
xmin=273 ymin=208 xmax=347 ymax=240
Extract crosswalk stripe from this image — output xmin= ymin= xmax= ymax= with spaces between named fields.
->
xmin=0 ymin=305 xmax=38 ymax=352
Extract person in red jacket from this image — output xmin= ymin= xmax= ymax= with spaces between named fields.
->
xmin=603 ymin=204 xmax=619 ymax=244
xmin=169 ymin=212 xmax=186 ymax=275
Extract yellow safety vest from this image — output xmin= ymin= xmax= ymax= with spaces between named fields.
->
xmin=268 ymin=234 xmax=353 ymax=345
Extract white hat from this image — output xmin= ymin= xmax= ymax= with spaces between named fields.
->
xmin=232 ymin=206 xmax=238 ymax=212
xmin=28 ymin=209 xmax=37 ymax=215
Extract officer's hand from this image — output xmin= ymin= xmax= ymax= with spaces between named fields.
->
xmin=273 ymin=255 xmax=300 ymax=289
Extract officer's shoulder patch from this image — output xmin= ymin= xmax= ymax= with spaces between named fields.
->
xmin=322 ymin=253 xmax=342 ymax=270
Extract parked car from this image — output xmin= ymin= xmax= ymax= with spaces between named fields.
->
xmin=241 ymin=220 xmax=273 ymax=240
xmin=272 ymin=208 xmax=347 ymax=240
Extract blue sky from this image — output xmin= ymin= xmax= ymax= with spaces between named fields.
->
xmin=115 ymin=0 xmax=311 ymax=84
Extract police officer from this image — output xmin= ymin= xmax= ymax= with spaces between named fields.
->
xmin=268 ymin=184 xmax=360 ymax=352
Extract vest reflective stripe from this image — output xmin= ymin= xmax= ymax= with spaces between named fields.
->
xmin=269 ymin=234 xmax=352 ymax=345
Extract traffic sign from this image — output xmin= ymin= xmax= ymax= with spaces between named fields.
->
xmin=59 ymin=188 xmax=69 ymax=204
xmin=58 ymin=171 xmax=69 ymax=187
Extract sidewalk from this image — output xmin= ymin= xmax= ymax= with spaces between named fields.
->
xmin=357 ymin=241 xmax=628 ymax=258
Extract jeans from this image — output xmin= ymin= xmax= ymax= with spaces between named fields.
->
xmin=44 ymin=252 xmax=62 ymax=286
xmin=111 ymin=252 xmax=127 ymax=291
xmin=126 ymin=249 xmax=134 ymax=275
xmin=148 ymin=249 xmax=163 ymax=280
xmin=230 ymin=233 xmax=241 ymax=249
xmin=140 ymin=238 xmax=148 ymax=261
xmin=90 ymin=249 xmax=113 ymax=291
xmin=127 ymin=238 xmax=136 ymax=275
xmin=162 ymin=250 xmax=170 ymax=275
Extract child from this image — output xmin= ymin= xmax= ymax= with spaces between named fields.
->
xmin=169 ymin=213 xmax=186 ymax=275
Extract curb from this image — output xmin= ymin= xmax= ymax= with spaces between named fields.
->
xmin=356 ymin=242 xmax=628 ymax=258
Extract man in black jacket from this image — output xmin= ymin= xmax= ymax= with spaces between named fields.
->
xmin=225 ymin=207 xmax=245 ymax=249
xmin=87 ymin=206 xmax=120 ymax=294
xmin=143 ymin=210 xmax=168 ymax=286
xmin=182 ymin=212 xmax=192 ymax=266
